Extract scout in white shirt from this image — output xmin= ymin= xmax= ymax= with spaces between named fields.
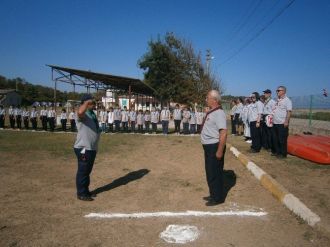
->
xmin=99 ymin=108 xmax=108 ymax=133
xmin=40 ymin=106 xmax=48 ymax=131
xmin=69 ymin=108 xmax=77 ymax=132
xmin=196 ymin=107 xmax=205 ymax=134
xmin=240 ymin=98 xmax=251 ymax=141
xmin=14 ymin=106 xmax=22 ymax=129
xmin=129 ymin=109 xmax=137 ymax=133
xmin=136 ymin=109 xmax=144 ymax=133
xmin=121 ymin=106 xmax=129 ymax=132
xmin=144 ymin=109 xmax=151 ymax=133
xmin=22 ymin=107 xmax=30 ymax=129
xmin=271 ymin=86 xmax=292 ymax=158
xmin=47 ymin=106 xmax=56 ymax=131
xmin=189 ymin=108 xmax=197 ymax=134
xmin=235 ymin=98 xmax=244 ymax=135
xmin=182 ymin=107 xmax=191 ymax=135
xmin=8 ymin=105 xmax=15 ymax=128
xmin=113 ymin=105 xmax=121 ymax=132
xmin=262 ymin=89 xmax=276 ymax=151
xmin=60 ymin=108 xmax=68 ymax=131
xmin=248 ymin=92 xmax=264 ymax=152
xmin=30 ymin=106 xmax=38 ymax=130
xmin=160 ymin=107 xmax=170 ymax=135
xmin=0 ymin=105 xmax=5 ymax=129
xmin=173 ymin=104 xmax=182 ymax=135
xmin=150 ymin=107 xmax=159 ymax=133
xmin=230 ymin=100 xmax=237 ymax=135
xmin=107 ymin=107 xmax=115 ymax=133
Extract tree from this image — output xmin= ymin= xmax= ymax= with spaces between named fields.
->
xmin=139 ymin=32 xmax=221 ymax=106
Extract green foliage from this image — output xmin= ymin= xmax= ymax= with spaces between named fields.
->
xmin=0 ymin=75 xmax=84 ymax=106
xmin=292 ymin=111 xmax=330 ymax=121
xmin=138 ymin=32 xmax=220 ymax=105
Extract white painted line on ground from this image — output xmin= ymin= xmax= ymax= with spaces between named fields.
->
xmin=230 ymin=146 xmax=241 ymax=157
xmin=247 ymin=161 xmax=266 ymax=180
xmin=84 ymin=210 xmax=268 ymax=219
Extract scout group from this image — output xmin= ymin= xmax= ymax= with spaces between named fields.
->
xmin=0 ymin=104 xmax=206 ymax=135
xmin=229 ymin=86 xmax=292 ymax=159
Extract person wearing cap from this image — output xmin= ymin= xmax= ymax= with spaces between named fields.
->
xmin=74 ymin=94 xmax=101 ymax=201
xmin=0 ymin=105 xmax=5 ymax=129
xmin=271 ymin=86 xmax=292 ymax=158
xmin=248 ymin=92 xmax=264 ymax=153
xmin=262 ymin=89 xmax=276 ymax=151
xmin=201 ymin=90 xmax=227 ymax=206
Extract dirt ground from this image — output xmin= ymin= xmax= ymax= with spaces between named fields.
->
xmin=0 ymin=130 xmax=329 ymax=246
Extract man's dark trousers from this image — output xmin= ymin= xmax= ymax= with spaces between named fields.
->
xmin=174 ymin=120 xmax=181 ymax=133
xmin=272 ymin=124 xmax=289 ymax=157
xmin=262 ymin=120 xmax=273 ymax=151
xmin=250 ymin=121 xmax=261 ymax=151
xmin=74 ymin=148 xmax=97 ymax=196
xmin=203 ymin=143 xmax=226 ymax=202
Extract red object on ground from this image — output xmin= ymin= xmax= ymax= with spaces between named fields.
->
xmin=287 ymin=135 xmax=330 ymax=165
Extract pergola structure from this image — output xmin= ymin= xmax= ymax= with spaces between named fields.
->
xmin=47 ymin=65 xmax=157 ymax=110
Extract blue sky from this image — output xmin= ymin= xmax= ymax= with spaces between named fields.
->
xmin=0 ymin=0 xmax=329 ymax=97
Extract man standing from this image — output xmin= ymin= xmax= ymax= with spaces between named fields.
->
xmin=121 ymin=106 xmax=129 ymax=132
xmin=173 ymin=104 xmax=182 ymax=135
xmin=74 ymin=94 xmax=101 ymax=201
xmin=160 ymin=106 xmax=170 ymax=135
xmin=262 ymin=89 xmax=276 ymax=152
xmin=40 ymin=106 xmax=48 ymax=131
xmin=150 ymin=107 xmax=159 ymax=133
xmin=248 ymin=92 xmax=264 ymax=153
xmin=182 ymin=107 xmax=191 ymax=135
xmin=8 ymin=105 xmax=15 ymax=129
xmin=201 ymin=90 xmax=227 ymax=206
xmin=129 ymin=108 xmax=136 ymax=133
xmin=14 ymin=105 xmax=22 ymax=129
xmin=113 ymin=104 xmax=121 ymax=132
xmin=47 ymin=106 xmax=56 ymax=131
xmin=271 ymin=86 xmax=292 ymax=158
xmin=0 ymin=105 xmax=5 ymax=129
xmin=30 ymin=106 xmax=38 ymax=131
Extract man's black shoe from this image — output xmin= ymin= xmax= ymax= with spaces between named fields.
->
xmin=88 ymin=192 xmax=97 ymax=198
xmin=203 ymin=196 xmax=212 ymax=201
xmin=248 ymin=149 xmax=260 ymax=153
xmin=205 ymin=199 xmax=223 ymax=206
xmin=77 ymin=195 xmax=94 ymax=201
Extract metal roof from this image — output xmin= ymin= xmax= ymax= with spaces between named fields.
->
xmin=47 ymin=65 xmax=156 ymax=96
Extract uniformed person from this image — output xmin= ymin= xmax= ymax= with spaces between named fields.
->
xmin=99 ymin=107 xmax=107 ymax=133
xmin=137 ymin=109 xmax=144 ymax=133
xmin=74 ymin=94 xmax=101 ymax=201
xmin=271 ymin=86 xmax=292 ymax=158
xmin=248 ymin=92 xmax=264 ymax=152
xmin=160 ymin=106 xmax=170 ymax=135
xmin=22 ymin=106 xmax=30 ymax=129
xmin=0 ymin=105 xmax=5 ymax=129
xmin=235 ymin=98 xmax=244 ymax=135
xmin=69 ymin=108 xmax=77 ymax=132
xmin=189 ymin=108 xmax=197 ymax=134
xmin=150 ymin=107 xmax=159 ymax=133
xmin=196 ymin=107 xmax=205 ymax=134
xmin=14 ymin=106 xmax=22 ymax=129
xmin=60 ymin=108 xmax=68 ymax=131
xmin=182 ymin=107 xmax=191 ymax=135
xmin=30 ymin=106 xmax=38 ymax=131
xmin=241 ymin=98 xmax=251 ymax=142
xmin=113 ymin=104 xmax=121 ymax=132
xmin=262 ymin=89 xmax=276 ymax=151
xmin=129 ymin=108 xmax=136 ymax=133
xmin=40 ymin=106 xmax=48 ymax=131
xmin=230 ymin=100 xmax=237 ymax=135
xmin=144 ymin=109 xmax=151 ymax=133
xmin=48 ymin=106 xmax=56 ymax=131
xmin=173 ymin=104 xmax=182 ymax=135
xmin=107 ymin=107 xmax=115 ymax=133
xmin=201 ymin=90 xmax=227 ymax=206
xmin=121 ymin=106 xmax=129 ymax=132
xmin=8 ymin=105 xmax=15 ymax=128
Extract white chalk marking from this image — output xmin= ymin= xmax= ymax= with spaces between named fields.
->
xmin=247 ymin=161 xmax=266 ymax=180
xmin=230 ymin=146 xmax=241 ymax=157
xmin=160 ymin=225 xmax=200 ymax=244
xmin=84 ymin=210 xmax=267 ymax=219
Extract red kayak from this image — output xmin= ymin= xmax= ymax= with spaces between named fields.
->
xmin=287 ymin=135 xmax=330 ymax=165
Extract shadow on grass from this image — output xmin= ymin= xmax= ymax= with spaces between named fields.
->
xmin=91 ymin=168 xmax=150 ymax=195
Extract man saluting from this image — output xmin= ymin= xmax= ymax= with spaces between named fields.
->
xmin=74 ymin=94 xmax=101 ymax=201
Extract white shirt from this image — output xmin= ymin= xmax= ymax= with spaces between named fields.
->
xmin=160 ymin=109 xmax=170 ymax=121
xmin=144 ymin=113 xmax=151 ymax=122
xmin=189 ymin=112 xmax=196 ymax=124
xmin=182 ymin=110 xmax=191 ymax=123
xmin=137 ymin=113 xmax=144 ymax=125
xmin=263 ymin=98 xmax=276 ymax=115
xmin=273 ymin=96 xmax=292 ymax=124
xmin=14 ymin=108 xmax=22 ymax=116
xmin=8 ymin=107 xmax=14 ymax=115
xmin=69 ymin=112 xmax=76 ymax=120
xmin=40 ymin=109 xmax=48 ymax=117
xmin=0 ymin=108 xmax=5 ymax=115
xmin=47 ymin=110 xmax=56 ymax=118
xmin=107 ymin=111 xmax=114 ymax=124
xmin=23 ymin=110 xmax=30 ymax=117
xmin=196 ymin=111 xmax=205 ymax=125
xmin=121 ymin=110 xmax=129 ymax=122
xmin=99 ymin=111 xmax=107 ymax=123
xmin=173 ymin=109 xmax=182 ymax=120
xmin=248 ymin=101 xmax=263 ymax=122
xmin=151 ymin=111 xmax=159 ymax=123
xmin=114 ymin=109 xmax=121 ymax=121
xmin=60 ymin=112 xmax=67 ymax=120
xmin=129 ymin=111 xmax=136 ymax=122
xmin=30 ymin=110 xmax=38 ymax=118
xmin=201 ymin=109 xmax=227 ymax=145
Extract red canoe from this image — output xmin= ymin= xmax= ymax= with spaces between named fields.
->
xmin=287 ymin=135 xmax=330 ymax=165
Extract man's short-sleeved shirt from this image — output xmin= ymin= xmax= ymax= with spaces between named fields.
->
xmin=201 ymin=109 xmax=227 ymax=145
xmin=273 ymin=96 xmax=292 ymax=124
xmin=263 ymin=98 xmax=276 ymax=115
xmin=248 ymin=101 xmax=264 ymax=122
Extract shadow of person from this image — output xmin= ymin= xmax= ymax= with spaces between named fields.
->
xmin=91 ymin=169 xmax=150 ymax=195
xmin=222 ymin=170 xmax=237 ymax=202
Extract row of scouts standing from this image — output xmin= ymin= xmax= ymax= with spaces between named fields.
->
xmin=230 ymin=85 xmax=292 ymax=158
xmin=0 ymin=105 xmax=77 ymax=132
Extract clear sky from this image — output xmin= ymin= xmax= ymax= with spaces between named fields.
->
xmin=0 ymin=0 xmax=329 ymax=97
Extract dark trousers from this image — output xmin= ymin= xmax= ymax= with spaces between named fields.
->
xmin=48 ymin=117 xmax=55 ymax=131
xmin=152 ymin=122 xmax=157 ymax=133
xmin=0 ymin=115 xmax=4 ymax=128
xmin=122 ymin=121 xmax=128 ymax=132
xmin=70 ymin=119 xmax=76 ymax=132
xmin=16 ymin=115 xmax=22 ymax=129
xmin=23 ymin=117 xmax=29 ymax=129
xmin=114 ymin=120 xmax=121 ymax=132
xmin=130 ymin=121 xmax=135 ymax=132
xmin=108 ymin=123 xmax=113 ymax=132
xmin=174 ymin=120 xmax=181 ymax=133
xmin=231 ymin=115 xmax=236 ymax=134
xmin=145 ymin=121 xmax=150 ymax=132
xmin=183 ymin=122 xmax=189 ymax=134
xmin=250 ymin=121 xmax=262 ymax=151
xmin=197 ymin=124 xmax=202 ymax=134
xmin=138 ymin=124 xmax=143 ymax=133
xmin=41 ymin=116 xmax=48 ymax=130
xmin=262 ymin=121 xmax=273 ymax=151
xmin=190 ymin=124 xmax=196 ymax=134
xmin=74 ymin=148 xmax=97 ymax=197
xmin=203 ymin=143 xmax=226 ymax=202
xmin=9 ymin=115 xmax=15 ymax=128
xmin=31 ymin=118 xmax=37 ymax=130
xmin=61 ymin=119 xmax=67 ymax=131
xmin=272 ymin=124 xmax=289 ymax=157
xmin=161 ymin=120 xmax=169 ymax=134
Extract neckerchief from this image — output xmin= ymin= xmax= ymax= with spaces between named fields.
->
xmin=86 ymin=109 xmax=99 ymax=131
